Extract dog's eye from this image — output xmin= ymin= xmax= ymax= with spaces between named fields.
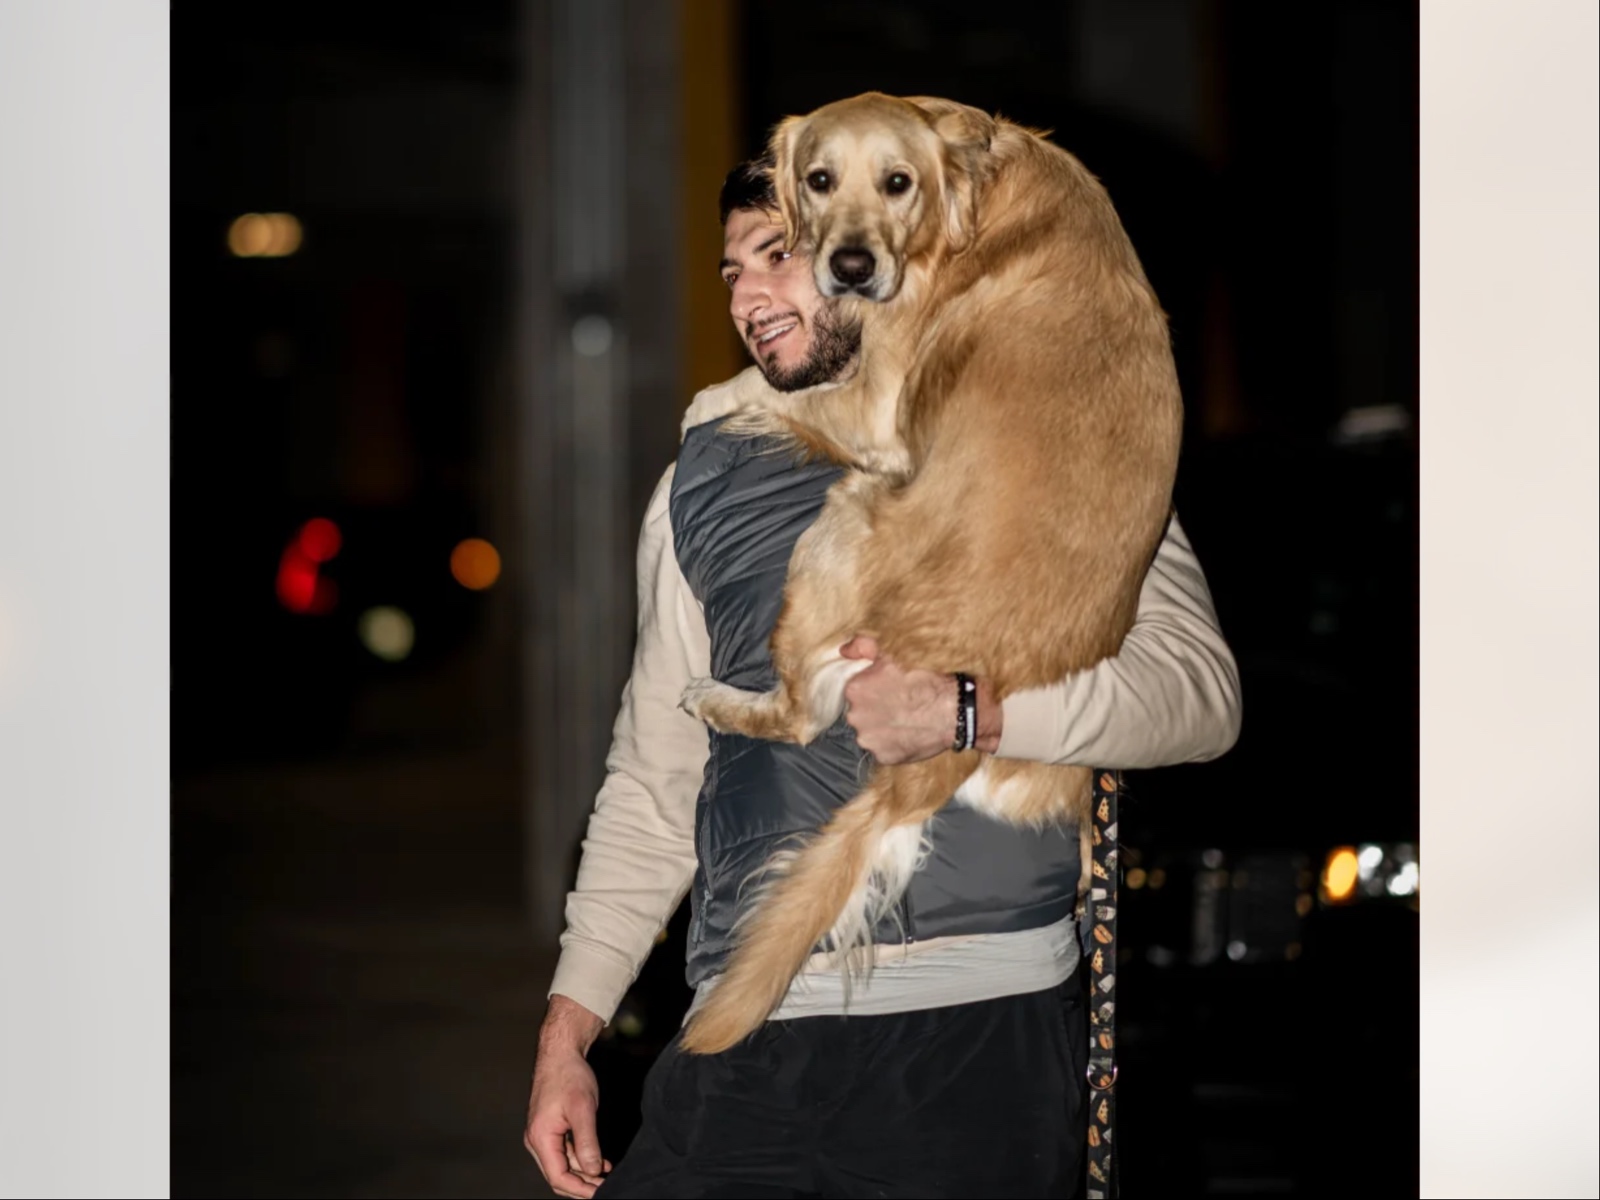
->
xmin=885 ymin=172 xmax=912 ymax=195
xmin=805 ymin=170 xmax=832 ymax=193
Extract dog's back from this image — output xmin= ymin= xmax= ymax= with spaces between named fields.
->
xmin=855 ymin=120 xmax=1183 ymax=699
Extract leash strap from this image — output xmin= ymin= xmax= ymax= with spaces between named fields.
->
xmin=1086 ymin=769 xmax=1120 ymax=1199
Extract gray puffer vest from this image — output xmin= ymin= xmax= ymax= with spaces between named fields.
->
xmin=672 ymin=418 xmax=1083 ymax=990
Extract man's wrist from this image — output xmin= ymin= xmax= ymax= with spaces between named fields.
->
xmin=540 ymin=993 xmax=606 ymax=1057
xmin=973 ymin=676 xmax=1003 ymax=753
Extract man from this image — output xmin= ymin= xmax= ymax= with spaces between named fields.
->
xmin=524 ymin=156 xmax=1241 ymax=1199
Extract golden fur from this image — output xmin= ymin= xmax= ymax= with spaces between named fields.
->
xmin=678 ymin=92 xmax=1183 ymax=1055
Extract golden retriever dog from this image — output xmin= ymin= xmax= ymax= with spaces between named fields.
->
xmin=677 ymin=92 xmax=1182 ymax=1056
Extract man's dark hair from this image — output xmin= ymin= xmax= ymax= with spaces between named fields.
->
xmin=718 ymin=154 xmax=778 ymax=225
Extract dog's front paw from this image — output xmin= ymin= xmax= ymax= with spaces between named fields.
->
xmin=680 ymin=677 xmax=739 ymax=730
xmin=681 ymin=677 xmax=791 ymax=740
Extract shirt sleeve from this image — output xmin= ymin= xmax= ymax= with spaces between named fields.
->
xmin=994 ymin=512 xmax=1243 ymax=770
xmin=547 ymin=463 xmax=712 ymax=1024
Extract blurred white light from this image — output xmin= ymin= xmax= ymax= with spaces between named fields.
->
xmin=1201 ymin=848 xmax=1223 ymax=869
xmin=571 ymin=314 xmax=613 ymax=357
xmin=1333 ymin=403 xmax=1411 ymax=444
xmin=1226 ymin=940 xmax=1248 ymax=961
xmin=358 ymin=606 xmax=414 ymax=662
xmin=1357 ymin=843 xmax=1385 ymax=878
xmin=1387 ymin=861 xmax=1420 ymax=897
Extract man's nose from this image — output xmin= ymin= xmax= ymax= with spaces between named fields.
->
xmin=730 ymin=275 xmax=770 ymax=323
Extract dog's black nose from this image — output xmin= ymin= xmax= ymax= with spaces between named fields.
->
xmin=829 ymin=247 xmax=876 ymax=287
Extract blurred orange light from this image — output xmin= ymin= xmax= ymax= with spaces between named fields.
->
xmin=229 ymin=214 xmax=273 ymax=256
xmin=1320 ymin=846 xmax=1360 ymax=904
xmin=297 ymin=517 xmax=342 ymax=563
xmin=228 ymin=212 xmax=303 ymax=258
xmin=451 ymin=538 xmax=501 ymax=590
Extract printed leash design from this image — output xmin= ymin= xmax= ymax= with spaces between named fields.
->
xmin=1086 ymin=769 xmax=1119 ymax=1199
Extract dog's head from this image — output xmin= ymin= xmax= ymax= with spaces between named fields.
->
xmin=765 ymin=92 xmax=994 ymax=304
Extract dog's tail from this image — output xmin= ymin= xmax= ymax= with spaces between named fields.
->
xmin=679 ymin=787 xmax=906 ymax=1056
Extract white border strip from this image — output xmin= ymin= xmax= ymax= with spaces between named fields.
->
xmin=0 ymin=3 xmax=170 ymax=1197
xmin=1419 ymin=2 xmax=1598 ymax=1196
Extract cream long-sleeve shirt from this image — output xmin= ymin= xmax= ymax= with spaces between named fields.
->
xmin=548 ymin=462 xmax=1242 ymax=1024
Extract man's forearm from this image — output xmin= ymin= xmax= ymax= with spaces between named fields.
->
xmin=842 ymin=514 xmax=1238 ymax=769
xmin=540 ymin=993 xmax=606 ymax=1056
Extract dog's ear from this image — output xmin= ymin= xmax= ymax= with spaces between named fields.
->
xmin=765 ymin=115 xmax=806 ymax=252
xmin=904 ymin=96 xmax=996 ymax=155
xmin=912 ymin=101 xmax=994 ymax=253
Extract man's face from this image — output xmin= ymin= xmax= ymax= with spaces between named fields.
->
xmin=720 ymin=206 xmax=858 ymax=392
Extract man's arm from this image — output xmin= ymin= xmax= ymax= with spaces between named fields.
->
xmin=840 ymin=513 xmax=1241 ymax=768
xmin=525 ymin=463 xmax=711 ymax=1198
xmin=546 ymin=464 xmax=710 ymax=1021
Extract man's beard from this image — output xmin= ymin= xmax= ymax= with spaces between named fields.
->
xmin=757 ymin=301 xmax=862 ymax=392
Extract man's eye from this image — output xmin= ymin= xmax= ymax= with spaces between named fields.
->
xmin=722 ymin=273 xmax=738 ymax=289
xmin=769 ymin=250 xmax=791 ymax=265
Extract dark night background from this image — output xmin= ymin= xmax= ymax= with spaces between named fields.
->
xmin=171 ymin=3 xmax=1419 ymax=1196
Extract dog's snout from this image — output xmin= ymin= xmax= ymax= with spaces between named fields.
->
xmin=829 ymin=247 xmax=876 ymax=287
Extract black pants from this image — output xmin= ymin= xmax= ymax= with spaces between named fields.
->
xmin=594 ymin=976 xmax=1088 ymax=1199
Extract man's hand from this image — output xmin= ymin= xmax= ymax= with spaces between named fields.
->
xmin=524 ymin=995 xmax=612 ymax=1199
xmin=839 ymin=636 xmax=1002 ymax=762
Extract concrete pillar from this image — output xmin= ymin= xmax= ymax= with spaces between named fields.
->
xmin=514 ymin=0 xmax=703 ymax=949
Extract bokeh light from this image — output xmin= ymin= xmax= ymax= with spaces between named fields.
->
xmin=277 ymin=519 xmax=340 ymax=615
xmin=297 ymin=517 xmax=342 ymax=563
xmin=359 ymin=606 xmax=414 ymax=662
xmin=450 ymin=538 xmax=501 ymax=590
xmin=228 ymin=212 xmax=303 ymax=257
xmin=1320 ymin=846 xmax=1360 ymax=904
xmin=276 ymin=550 xmax=318 ymax=613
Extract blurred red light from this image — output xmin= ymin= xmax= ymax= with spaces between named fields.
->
xmin=276 ymin=549 xmax=319 ymax=613
xmin=297 ymin=517 xmax=342 ymax=563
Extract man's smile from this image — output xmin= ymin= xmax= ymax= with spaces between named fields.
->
xmin=749 ymin=316 xmax=800 ymax=353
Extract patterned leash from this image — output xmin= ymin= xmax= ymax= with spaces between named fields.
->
xmin=1085 ymin=769 xmax=1120 ymax=1198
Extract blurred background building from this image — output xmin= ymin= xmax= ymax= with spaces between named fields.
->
xmin=172 ymin=2 xmax=1418 ymax=1196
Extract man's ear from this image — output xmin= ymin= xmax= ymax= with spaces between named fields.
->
xmin=765 ymin=115 xmax=806 ymax=252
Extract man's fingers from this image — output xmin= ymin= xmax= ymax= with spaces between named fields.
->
xmin=568 ymin=1106 xmax=607 ymax=1177
xmin=564 ymin=1141 xmax=609 ymax=1183
xmin=529 ymin=1125 xmax=599 ymax=1199
xmin=840 ymin=634 xmax=880 ymax=660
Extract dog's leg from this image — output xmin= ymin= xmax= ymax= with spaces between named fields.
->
xmin=682 ymin=473 xmax=884 ymax=744
xmin=679 ymin=365 xmax=778 ymax=440
xmin=679 ymin=749 xmax=977 ymax=1056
